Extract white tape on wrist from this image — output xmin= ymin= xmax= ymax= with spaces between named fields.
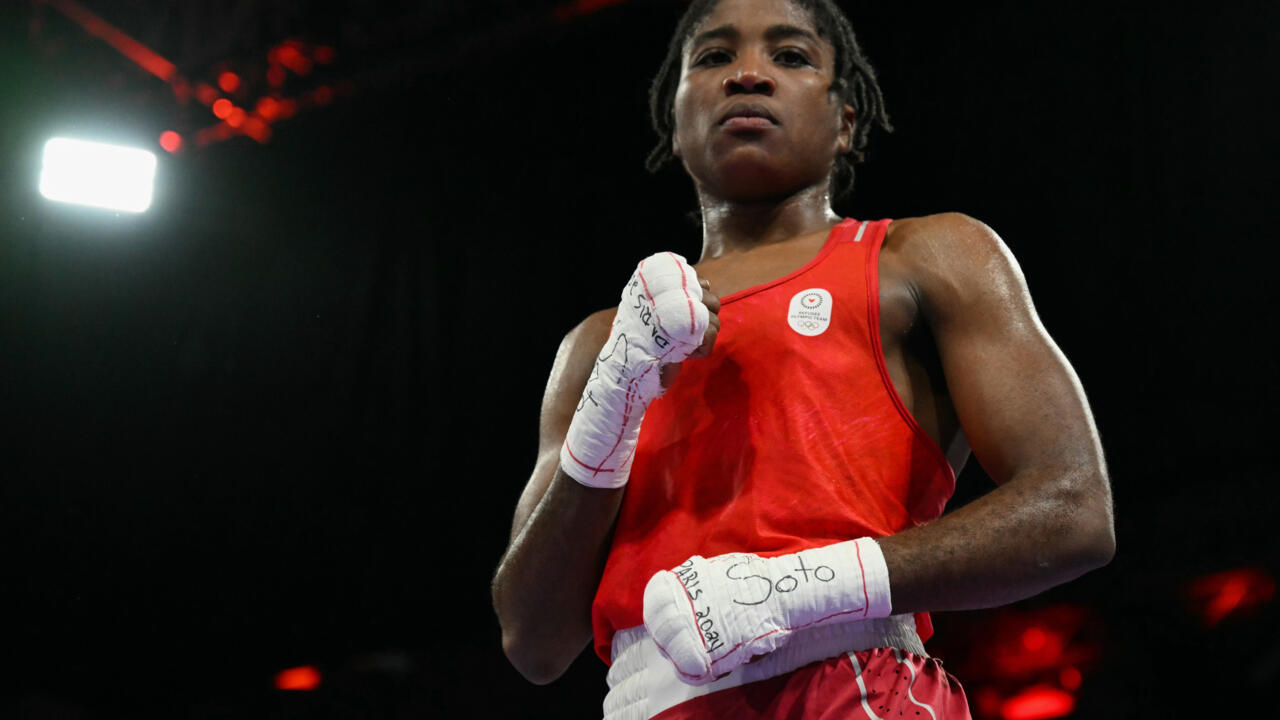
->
xmin=561 ymin=252 xmax=708 ymax=489
xmin=642 ymin=537 xmax=892 ymax=685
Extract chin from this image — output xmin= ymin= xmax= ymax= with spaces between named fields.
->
xmin=704 ymin=163 xmax=810 ymax=203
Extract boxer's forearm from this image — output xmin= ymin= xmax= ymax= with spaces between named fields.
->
xmin=493 ymin=467 xmax=623 ymax=684
xmin=496 ymin=254 xmax=714 ymax=684
xmin=878 ymin=464 xmax=1114 ymax=614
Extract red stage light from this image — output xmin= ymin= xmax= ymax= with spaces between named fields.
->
xmin=276 ymin=45 xmax=313 ymax=76
xmin=256 ymin=97 xmax=279 ymax=121
xmin=171 ymin=78 xmax=192 ymax=104
xmin=1000 ymin=686 xmax=1075 ymax=720
xmin=1020 ymin=627 xmax=1048 ymax=652
xmin=195 ymin=121 xmax=234 ymax=146
xmin=195 ymin=82 xmax=219 ymax=106
xmin=1189 ymin=567 xmax=1276 ymax=627
xmin=226 ymin=107 xmax=247 ymax=128
xmin=217 ymin=71 xmax=240 ymax=93
xmin=44 ymin=0 xmax=177 ymax=82
xmin=275 ymin=665 xmax=321 ymax=691
xmin=310 ymin=86 xmax=333 ymax=105
xmin=277 ymin=99 xmax=297 ymax=119
xmin=211 ymin=98 xmax=233 ymax=119
xmin=158 ymin=131 xmax=181 ymax=153
xmin=267 ymin=64 xmax=286 ymax=88
xmin=975 ymin=687 xmax=1003 ymax=718
xmin=554 ymin=0 xmax=629 ymax=21
xmin=242 ymin=117 xmax=272 ymax=144
xmin=1059 ymin=666 xmax=1082 ymax=691
xmin=314 ymin=45 xmax=336 ymax=64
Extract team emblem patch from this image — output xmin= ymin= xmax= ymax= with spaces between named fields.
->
xmin=788 ymin=288 xmax=833 ymax=336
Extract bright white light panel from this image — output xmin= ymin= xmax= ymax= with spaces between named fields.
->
xmin=39 ymin=137 xmax=157 ymax=213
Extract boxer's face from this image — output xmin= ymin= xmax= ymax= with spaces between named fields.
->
xmin=672 ymin=0 xmax=853 ymax=202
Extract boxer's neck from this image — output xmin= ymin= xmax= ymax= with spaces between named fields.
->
xmin=696 ymin=184 xmax=842 ymax=262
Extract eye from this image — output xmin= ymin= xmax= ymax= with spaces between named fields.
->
xmin=774 ymin=48 xmax=813 ymax=67
xmin=693 ymin=49 xmax=732 ymax=66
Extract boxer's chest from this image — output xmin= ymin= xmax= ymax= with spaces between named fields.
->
xmin=693 ymin=231 xmax=954 ymax=459
xmin=691 ymin=230 xmax=916 ymax=357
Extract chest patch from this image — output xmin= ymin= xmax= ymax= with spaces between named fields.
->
xmin=787 ymin=288 xmax=833 ymax=336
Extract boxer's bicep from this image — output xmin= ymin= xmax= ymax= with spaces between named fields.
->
xmin=912 ymin=214 xmax=1106 ymax=489
xmin=510 ymin=308 xmax=616 ymax=542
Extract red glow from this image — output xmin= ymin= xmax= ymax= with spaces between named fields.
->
xmin=275 ymin=665 xmax=321 ymax=691
xmin=226 ymin=107 xmax=247 ymax=128
xmin=314 ymin=45 xmax=336 ymax=64
xmin=158 ymin=131 xmax=182 ymax=153
xmin=211 ymin=98 xmax=234 ymax=119
xmin=44 ymin=0 xmax=177 ymax=81
xmin=1021 ymin=627 xmax=1048 ymax=651
xmin=975 ymin=687 xmax=1003 ymax=718
xmin=195 ymin=82 xmax=219 ymax=106
xmin=1189 ymin=568 xmax=1276 ymax=627
xmin=171 ymin=78 xmax=192 ymax=104
xmin=1001 ymin=686 xmax=1075 ymax=720
xmin=217 ymin=71 xmax=240 ymax=93
xmin=242 ymin=116 xmax=272 ymax=143
xmin=267 ymin=64 xmax=287 ymax=88
xmin=554 ymin=0 xmax=628 ymax=21
xmin=1059 ymin=666 xmax=1082 ymax=691
xmin=987 ymin=608 xmax=1085 ymax=679
xmin=276 ymin=44 xmax=313 ymax=75
xmin=195 ymin=121 xmax=235 ymax=147
xmin=277 ymin=99 xmax=298 ymax=119
xmin=996 ymin=626 xmax=1066 ymax=676
xmin=256 ymin=96 xmax=280 ymax=121
xmin=310 ymin=86 xmax=333 ymax=105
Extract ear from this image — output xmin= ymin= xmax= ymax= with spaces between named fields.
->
xmin=837 ymin=103 xmax=856 ymax=154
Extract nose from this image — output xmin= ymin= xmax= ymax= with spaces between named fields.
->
xmin=723 ymin=66 xmax=775 ymax=96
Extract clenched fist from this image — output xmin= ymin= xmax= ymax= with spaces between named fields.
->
xmin=643 ymin=538 xmax=892 ymax=685
xmin=561 ymin=252 xmax=719 ymax=488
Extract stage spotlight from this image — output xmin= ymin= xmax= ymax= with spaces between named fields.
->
xmin=159 ymin=131 xmax=182 ymax=153
xmin=275 ymin=665 xmax=322 ymax=691
xmin=39 ymin=137 xmax=157 ymax=213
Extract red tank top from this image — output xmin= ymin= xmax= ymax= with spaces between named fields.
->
xmin=591 ymin=218 xmax=956 ymax=663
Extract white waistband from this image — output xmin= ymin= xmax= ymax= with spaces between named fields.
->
xmin=602 ymin=614 xmax=925 ymax=720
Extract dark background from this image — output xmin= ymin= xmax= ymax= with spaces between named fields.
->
xmin=1 ymin=1 xmax=1276 ymax=718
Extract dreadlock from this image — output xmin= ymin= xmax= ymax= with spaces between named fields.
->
xmin=645 ymin=0 xmax=892 ymax=199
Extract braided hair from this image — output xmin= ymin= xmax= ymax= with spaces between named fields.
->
xmin=645 ymin=0 xmax=892 ymax=199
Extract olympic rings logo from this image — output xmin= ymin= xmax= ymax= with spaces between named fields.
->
xmin=794 ymin=320 xmax=822 ymax=330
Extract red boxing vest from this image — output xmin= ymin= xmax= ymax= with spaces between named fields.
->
xmin=591 ymin=218 xmax=957 ymax=664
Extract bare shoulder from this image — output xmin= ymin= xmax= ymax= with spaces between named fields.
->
xmin=547 ymin=307 xmax=616 ymax=402
xmin=556 ymin=308 xmax=616 ymax=369
xmin=886 ymin=212 xmax=1015 ymax=273
xmin=885 ymin=212 xmax=1029 ymax=322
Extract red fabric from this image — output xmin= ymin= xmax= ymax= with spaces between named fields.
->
xmin=592 ymin=218 xmax=956 ymax=663
xmin=651 ymin=648 xmax=972 ymax=720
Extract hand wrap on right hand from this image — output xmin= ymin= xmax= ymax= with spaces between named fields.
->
xmin=560 ymin=252 xmax=708 ymax=489
xmin=642 ymin=538 xmax=893 ymax=685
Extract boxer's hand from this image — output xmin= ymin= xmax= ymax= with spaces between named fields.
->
xmin=642 ymin=538 xmax=892 ymax=685
xmin=560 ymin=253 xmax=710 ymax=488
xmin=661 ymin=279 xmax=720 ymax=388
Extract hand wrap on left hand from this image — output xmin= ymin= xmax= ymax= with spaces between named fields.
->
xmin=642 ymin=538 xmax=892 ymax=685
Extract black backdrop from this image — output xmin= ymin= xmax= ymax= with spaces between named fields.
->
xmin=1 ymin=1 xmax=1277 ymax=717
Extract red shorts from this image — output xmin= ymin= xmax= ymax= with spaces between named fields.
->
xmin=651 ymin=648 xmax=971 ymax=720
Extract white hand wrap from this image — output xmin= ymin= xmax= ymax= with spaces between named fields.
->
xmin=642 ymin=538 xmax=892 ymax=685
xmin=560 ymin=252 xmax=708 ymax=489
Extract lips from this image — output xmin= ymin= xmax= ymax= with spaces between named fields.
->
xmin=718 ymin=102 xmax=779 ymax=126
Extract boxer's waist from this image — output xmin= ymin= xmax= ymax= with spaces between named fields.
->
xmin=603 ymin=614 xmax=925 ymax=720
